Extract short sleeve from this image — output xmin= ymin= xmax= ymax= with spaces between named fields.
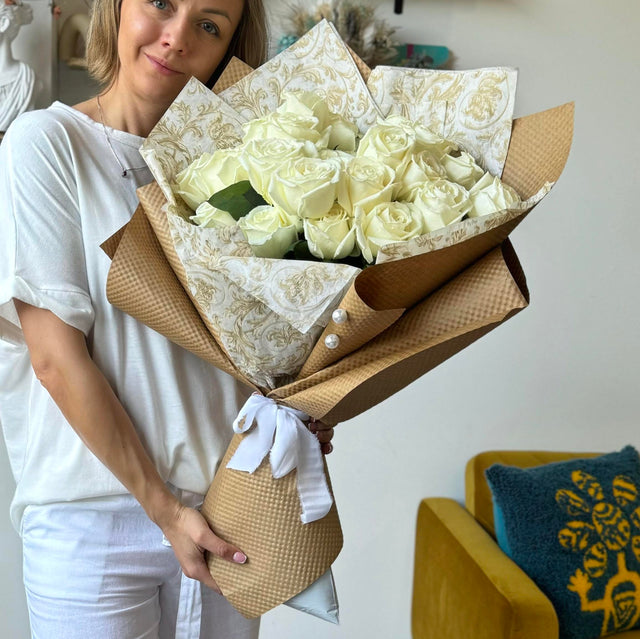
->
xmin=0 ymin=111 xmax=95 ymax=346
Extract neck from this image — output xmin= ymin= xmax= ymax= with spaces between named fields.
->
xmin=98 ymin=79 xmax=174 ymax=137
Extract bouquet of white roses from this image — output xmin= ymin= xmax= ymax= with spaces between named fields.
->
xmin=174 ymin=89 xmax=521 ymax=268
xmin=104 ymin=19 xmax=574 ymax=620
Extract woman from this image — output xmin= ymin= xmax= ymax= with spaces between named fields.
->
xmin=0 ymin=0 xmax=334 ymax=637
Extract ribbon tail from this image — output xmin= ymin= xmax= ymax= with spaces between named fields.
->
xmin=270 ymin=412 xmax=301 ymax=479
xmin=295 ymin=425 xmax=334 ymax=524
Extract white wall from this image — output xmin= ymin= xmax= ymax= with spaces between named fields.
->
xmin=2 ymin=0 xmax=639 ymax=637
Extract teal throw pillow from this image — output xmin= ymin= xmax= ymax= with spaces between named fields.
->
xmin=486 ymin=446 xmax=640 ymax=639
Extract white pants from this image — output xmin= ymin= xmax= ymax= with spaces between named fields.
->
xmin=21 ymin=496 xmax=260 ymax=639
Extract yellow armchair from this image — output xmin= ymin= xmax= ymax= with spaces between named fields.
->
xmin=411 ymin=451 xmax=640 ymax=639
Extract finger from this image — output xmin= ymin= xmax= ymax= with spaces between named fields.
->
xmin=312 ymin=419 xmax=334 ymax=431
xmin=314 ymin=428 xmax=334 ymax=444
xmin=199 ymin=528 xmax=248 ymax=565
xmin=321 ymin=442 xmax=333 ymax=455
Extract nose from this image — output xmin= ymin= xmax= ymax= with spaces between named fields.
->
xmin=161 ymin=17 xmax=190 ymax=54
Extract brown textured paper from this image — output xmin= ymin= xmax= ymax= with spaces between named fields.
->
xmin=103 ymin=202 xmax=239 ymax=378
xmin=202 ymin=435 xmax=343 ymax=618
xmin=298 ymin=284 xmax=404 ymax=378
xmin=102 ymin=38 xmax=574 ymax=616
xmin=273 ymin=241 xmax=529 ymax=424
xmin=212 ymin=57 xmax=254 ymax=94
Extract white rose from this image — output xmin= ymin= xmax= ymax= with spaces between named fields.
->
xmin=241 ymin=137 xmax=314 ymax=198
xmin=395 ymin=150 xmax=447 ymax=201
xmin=318 ymin=148 xmax=353 ymax=167
xmin=237 ymin=205 xmax=299 ymax=258
xmin=413 ymin=178 xmax=472 ymax=231
xmin=242 ymin=111 xmax=328 ymax=148
xmin=324 ymin=114 xmax=358 ymax=153
xmin=441 ymin=151 xmax=484 ymax=189
xmin=413 ymin=124 xmax=458 ymax=158
xmin=303 ymin=203 xmax=356 ymax=260
xmin=468 ymin=172 xmax=521 ymax=218
xmin=174 ymin=148 xmax=248 ymax=210
xmin=278 ymin=90 xmax=357 ymax=152
xmin=190 ymin=202 xmax=236 ymax=228
xmin=268 ymin=157 xmax=342 ymax=219
xmin=337 ymin=156 xmax=395 ymax=214
xmin=278 ymin=90 xmax=332 ymax=127
xmin=385 ymin=114 xmax=458 ymax=159
xmin=356 ymin=120 xmax=415 ymax=171
xmin=354 ymin=201 xmax=424 ymax=263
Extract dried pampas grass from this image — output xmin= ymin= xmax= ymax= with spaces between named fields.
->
xmin=279 ymin=1 xmax=398 ymax=68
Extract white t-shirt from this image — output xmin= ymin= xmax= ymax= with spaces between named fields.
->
xmin=0 ymin=102 xmax=251 ymax=531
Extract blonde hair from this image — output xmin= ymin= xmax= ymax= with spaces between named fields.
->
xmin=86 ymin=0 xmax=268 ymax=89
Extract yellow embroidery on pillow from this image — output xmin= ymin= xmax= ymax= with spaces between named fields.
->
xmin=556 ymin=472 xmax=640 ymax=635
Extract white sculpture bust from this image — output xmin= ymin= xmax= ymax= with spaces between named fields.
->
xmin=0 ymin=0 xmax=36 ymax=132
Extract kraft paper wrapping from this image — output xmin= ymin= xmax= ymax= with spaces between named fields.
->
xmin=103 ymin=102 xmax=573 ymax=617
xmin=271 ymin=241 xmax=529 ymax=424
xmin=102 ymin=22 xmax=574 ymax=618
xmin=212 ymin=57 xmax=254 ymax=94
xmin=203 ymin=433 xmax=343 ymax=618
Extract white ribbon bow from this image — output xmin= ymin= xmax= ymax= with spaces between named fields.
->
xmin=226 ymin=394 xmax=333 ymax=524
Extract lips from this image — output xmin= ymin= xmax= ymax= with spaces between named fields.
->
xmin=145 ymin=54 xmax=182 ymax=76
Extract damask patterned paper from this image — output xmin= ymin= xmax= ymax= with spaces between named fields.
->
xmin=218 ymin=19 xmax=383 ymax=134
xmin=367 ymin=66 xmax=518 ymax=176
xmin=141 ymin=74 xmax=361 ymax=389
xmin=140 ymin=78 xmax=248 ymax=206
xmin=164 ymin=200 xmax=358 ymax=389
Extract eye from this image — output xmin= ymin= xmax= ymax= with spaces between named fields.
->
xmin=151 ymin=0 xmax=168 ymax=9
xmin=200 ymin=20 xmax=219 ymax=36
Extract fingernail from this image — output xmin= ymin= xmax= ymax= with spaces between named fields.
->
xmin=233 ymin=552 xmax=247 ymax=564
xmin=325 ymin=443 xmax=333 ymax=454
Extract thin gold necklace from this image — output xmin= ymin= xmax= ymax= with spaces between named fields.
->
xmin=96 ymin=94 xmax=147 ymax=178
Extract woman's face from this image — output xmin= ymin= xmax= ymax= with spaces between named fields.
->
xmin=116 ymin=0 xmax=244 ymax=103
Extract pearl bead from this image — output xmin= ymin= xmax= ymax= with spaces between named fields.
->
xmin=332 ymin=308 xmax=348 ymax=324
xmin=324 ymin=334 xmax=340 ymax=350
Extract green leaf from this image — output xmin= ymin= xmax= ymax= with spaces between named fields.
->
xmin=207 ymin=180 xmax=268 ymax=221
xmin=283 ymin=240 xmax=368 ymax=268
xmin=283 ymin=240 xmax=320 ymax=262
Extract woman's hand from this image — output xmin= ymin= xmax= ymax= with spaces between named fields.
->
xmin=308 ymin=418 xmax=335 ymax=455
xmin=15 ymin=301 xmax=247 ymax=591
xmin=158 ymin=502 xmax=247 ymax=593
